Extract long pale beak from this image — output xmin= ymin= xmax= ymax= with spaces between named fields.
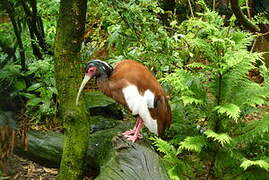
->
xmin=76 ymin=75 xmax=91 ymax=105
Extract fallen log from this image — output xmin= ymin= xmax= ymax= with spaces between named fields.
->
xmin=95 ymin=136 xmax=169 ymax=180
xmin=15 ymin=116 xmax=131 ymax=176
xmin=15 ymin=117 xmax=168 ymax=179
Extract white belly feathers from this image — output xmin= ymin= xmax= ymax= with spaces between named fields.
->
xmin=122 ymin=84 xmax=158 ymax=135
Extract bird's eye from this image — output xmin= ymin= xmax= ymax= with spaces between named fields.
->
xmin=88 ymin=67 xmax=97 ymax=74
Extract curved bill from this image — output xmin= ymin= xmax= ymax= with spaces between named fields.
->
xmin=76 ymin=75 xmax=91 ymax=105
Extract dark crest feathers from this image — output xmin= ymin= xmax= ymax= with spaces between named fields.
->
xmin=85 ymin=59 xmax=113 ymax=77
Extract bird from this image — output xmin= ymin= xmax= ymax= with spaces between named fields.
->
xmin=76 ymin=59 xmax=172 ymax=142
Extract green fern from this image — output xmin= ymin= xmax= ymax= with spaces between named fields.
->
xmin=214 ymin=104 xmax=241 ymax=121
xmin=152 ymin=1 xmax=269 ymax=179
xmin=179 ymin=136 xmax=207 ymax=153
xmin=181 ymin=96 xmax=204 ymax=106
xmin=240 ymin=159 xmax=269 ymax=171
xmin=152 ymin=137 xmax=196 ymax=179
xmin=152 ymin=137 xmax=178 ymax=157
xmin=204 ymin=130 xmax=232 ymax=146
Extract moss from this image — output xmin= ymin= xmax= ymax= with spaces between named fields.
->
xmin=54 ymin=0 xmax=89 ymax=179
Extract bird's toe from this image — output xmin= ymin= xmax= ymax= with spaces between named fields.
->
xmin=125 ymin=134 xmax=143 ymax=142
xmin=122 ymin=129 xmax=135 ymax=136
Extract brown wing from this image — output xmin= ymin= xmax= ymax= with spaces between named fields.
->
xmin=150 ymin=96 xmax=171 ymax=136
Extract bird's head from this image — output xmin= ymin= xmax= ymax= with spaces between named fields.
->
xmin=76 ymin=60 xmax=113 ymax=105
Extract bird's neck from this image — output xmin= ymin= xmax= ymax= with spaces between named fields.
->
xmin=96 ymin=63 xmax=113 ymax=96
xmin=96 ymin=75 xmax=109 ymax=84
xmin=97 ymin=78 xmax=112 ymax=98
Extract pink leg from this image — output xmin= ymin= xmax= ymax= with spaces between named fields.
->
xmin=122 ymin=117 xmax=143 ymax=142
xmin=122 ymin=119 xmax=139 ymax=136
xmin=127 ymin=119 xmax=143 ymax=142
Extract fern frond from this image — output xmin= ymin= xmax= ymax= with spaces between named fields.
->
xmin=152 ymin=137 xmax=178 ymax=155
xmin=186 ymin=62 xmax=212 ymax=70
xmin=179 ymin=136 xmax=207 ymax=152
xmin=214 ymin=104 xmax=241 ymax=121
xmin=204 ymin=130 xmax=232 ymax=146
xmin=240 ymin=158 xmax=269 ymax=171
xmin=181 ymin=96 xmax=203 ymax=106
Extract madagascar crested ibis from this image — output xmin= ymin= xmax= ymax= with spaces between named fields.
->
xmin=76 ymin=59 xmax=171 ymax=142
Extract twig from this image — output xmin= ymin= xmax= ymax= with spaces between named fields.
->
xmin=187 ymin=0 xmax=194 ymax=18
xmin=246 ymin=0 xmax=251 ymax=19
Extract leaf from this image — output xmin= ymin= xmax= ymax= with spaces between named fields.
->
xmin=204 ymin=130 xmax=231 ymax=146
xmin=186 ymin=62 xmax=211 ymax=70
xmin=168 ymin=166 xmax=181 ymax=180
xmin=27 ymin=98 xmax=42 ymax=106
xmin=179 ymin=136 xmax=207 ymax=153
xmin=40 ymin=100 xmax=51 ymax=112
xmin=170 ymin=20 xmax=177 ymax=27
xmin=19 ymin=92 xmax=36 ymax=99
xmin=48 ymin=87 xmax=58 ymax=94
xmin=14 ymin=80 xmax=26 ymax=90
xmin=181 ymin=96 xmax=203 ymax=106
xmin=214 ymin=104 xmax=241 ymax=121
xmin=152 ymin=137 xmax=178 ymax=155
xmin=240 ymin=159 xmax=269 ymax=171
xmin=27 ymin=83 xmax=42 ymax=91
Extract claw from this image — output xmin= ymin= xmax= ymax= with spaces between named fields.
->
xmin=122 ymin=129 xmax=135 ymax=136
xmin=124 ymin=133 xmax=143 ymax=139
xmin=127 ymin=135 xmax=141 ymax=142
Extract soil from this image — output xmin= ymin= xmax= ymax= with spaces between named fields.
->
xmin=3 ymin=154 xmax=93 ymax=180
xmin=4 ymin=154 xmax=58 ymax=180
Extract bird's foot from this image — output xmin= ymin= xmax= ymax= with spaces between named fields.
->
xmin=122 ymin=129 xmax=135 ymax=136
xmin=122 ymin=130 xmax=142 ymax=142
xmin=125 ymin=134 xmax=143 ymax=142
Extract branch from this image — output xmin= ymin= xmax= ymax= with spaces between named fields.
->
xmin=19 ymin=0 xmax=43 ymax=59
xmin=1 ymin=0 xmax=26 ymax=71
xmin=230 ymin=0 xmax=260 ymax=33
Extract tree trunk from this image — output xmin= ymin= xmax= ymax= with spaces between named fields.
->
xmin=54 ymin=0 xmax=89 ymax=179
xmin=19 ymin=0 xmax=53 ymax=58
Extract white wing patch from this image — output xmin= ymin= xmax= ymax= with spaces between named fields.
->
xmin=122 ymin=85 xmax=158 ymax=135
xmin=144 ymin=89 xmax=155 ymax=108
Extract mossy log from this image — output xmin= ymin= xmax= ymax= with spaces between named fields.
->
xmin=15 ymin=118 xmax=168 ymax=179
xmin=95 ymin=136 xmax=169 ymax=180
xmin=15 ymin=117 xmax=131 ymax=176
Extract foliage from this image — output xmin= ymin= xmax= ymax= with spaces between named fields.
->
xmin=21 ymin=57 xmax=57 ymax=122
xmin=82 ymin=0 xmax=269 ymax=178
xmin=153 ymin=3 xmax=269 ymax=180
xmin=0 ymin=0 xmax=58 ymax=123
xmin=84 ymin=0 xmax=178 ymax=77
xmin=0 ymin=57 xmax=57 ymax=123
xmin=152 ymin=137 xmax=195 ymax=180
xmin=1 ymin=0 xmax=269 ymax=178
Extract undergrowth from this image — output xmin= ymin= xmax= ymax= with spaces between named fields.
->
xmin=153 ymin=2 xmax=269 ymax=180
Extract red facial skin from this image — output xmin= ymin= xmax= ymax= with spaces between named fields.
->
xmin=86 ymin=66 xmax=97 ymax=77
